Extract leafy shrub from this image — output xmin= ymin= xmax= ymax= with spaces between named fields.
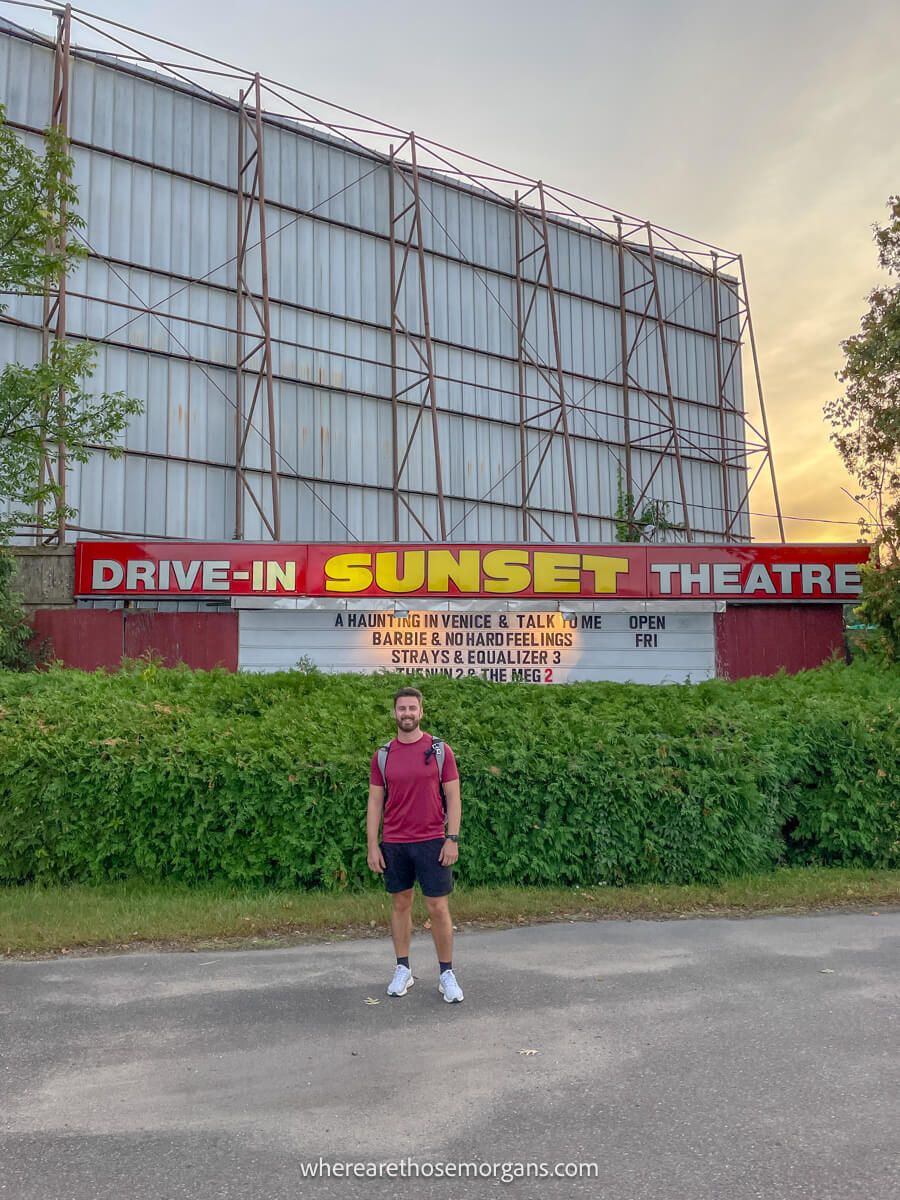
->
xmin=0 ymin=549 xmax=36 ymax=670
xmin=0 ymin=661 xmax=897 ymax=888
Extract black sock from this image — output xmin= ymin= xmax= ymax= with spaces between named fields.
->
xmin=439 ymin=960 xmax=452 ymax=973
xmin=396 ymin=956 xmax=409 ymax=969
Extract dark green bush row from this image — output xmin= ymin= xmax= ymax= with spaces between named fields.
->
xmin=0 ymin=660 xmax=897 ymax=889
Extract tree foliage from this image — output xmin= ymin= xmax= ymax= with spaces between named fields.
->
xmin=0 ymin=548 xmax=34 ymax=670
xmin=614 ymin=469 xmax=684 ymax=543
xmin=0 ymin=112 xmax=85 ymax=292
xmin=825 ymin=196 xmax=900 ymax=661
xmin=0 ymin=105 xmax=142 ymax=542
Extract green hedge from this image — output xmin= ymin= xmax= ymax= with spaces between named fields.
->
xmin=0 ymin=661 xmax=897 ymax=888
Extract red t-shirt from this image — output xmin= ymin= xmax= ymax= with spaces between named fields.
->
xmin=370 ymin=732 xmax=459 ymax=843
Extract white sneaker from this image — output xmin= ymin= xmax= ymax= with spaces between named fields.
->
xmin=438 ymin=968 xmax=464 ymax=1003
xmin=387 ymin=964 xmax=414 ymax=997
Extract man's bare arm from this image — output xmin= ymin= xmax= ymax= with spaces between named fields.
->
xmin=367 ymin=784 xmax=386 ymax=873
xmin=443 ymin=779 xmax=461 ymax=836
xmin=440 ymin=778 xmax=461 ymax=866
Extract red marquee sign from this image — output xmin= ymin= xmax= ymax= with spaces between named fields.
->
xmin=74 ymin=541 xmax=869 ymax=602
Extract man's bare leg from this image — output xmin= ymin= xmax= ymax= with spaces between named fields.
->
xmin=390 ymin=888 xmax=414 ymax=959
xmin=424 ymin=894 xmax=453 ymax=964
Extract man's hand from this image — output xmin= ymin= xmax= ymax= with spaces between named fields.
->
xmin=367 ymin=844 xmax=386 ymax=874
xmin=439 ymin=838 xmax=459 ymax=867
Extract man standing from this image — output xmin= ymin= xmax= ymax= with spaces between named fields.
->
xmin=367 ymin=687 xmax=464 ymax=1003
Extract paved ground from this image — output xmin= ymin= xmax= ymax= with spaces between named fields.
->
xmin=1 ymin=912 xmax=898 ymax=1200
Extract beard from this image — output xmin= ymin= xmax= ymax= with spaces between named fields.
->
xmin=397 ymin=715 xmax=420 ymax=730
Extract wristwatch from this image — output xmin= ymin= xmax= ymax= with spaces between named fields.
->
xmin=445 ymin=834 xmax=459 ymax=843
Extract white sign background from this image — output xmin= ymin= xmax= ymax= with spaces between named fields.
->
xmin=238 ymin=607 xmax=717 ymax=684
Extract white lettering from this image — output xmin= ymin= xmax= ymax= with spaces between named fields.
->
xmin=202 ymin=560 xmax=231 ymax=591
xmin=679 ymin=563 xmax=711 ymax=594
xmin=801 ymin=564 xmax=832 ymax=595
xmin=650 ymin=563 xmax=679 ymax=595
xmin=171 ymin=560 xmax=202 ymax=591
xmin=92 ymin=559 xmax=124 ymax=590
xmin=743 ymin=564 xmax=777 ymax=595
xmin=125 ymin=560 xmax=155 ymax=590
xmin=835 ymin=563 xmax=862 ymax=594
xmin=712 ymin=563 xmax=742 ymax=594
xmin=770 ymin=564 xmax=801 ymax=592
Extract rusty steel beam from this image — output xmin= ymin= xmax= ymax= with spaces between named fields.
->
xmin=644 ymin=223 xmax=692 ymax=541
xmin=739 ymin=255 xmax=785 ymax=543
xmin=388 ymin=146 xmax=400 ymax=538
xmin=708 ymin=256 xmax=782 ymax=543
xmin=388 ymin=133 xmax=447 ymax=541
xmin=614 ymin=217 xmax=633 ymax=502
xmin=537 ymin=182 xmax=580 ymax=541
xmin=514 ymin=191 xmax=529 ymax=541
xmin=610 ymin=216 xmax=697 ymax=543
xmin=234 ymin=73 xmax=281 ymax=540
xmin=710 ymin=254 xmax=732 ymax=541
xmin=723 ymin=456 xmax=768 ymax=539
xmin=36 ymin=3 xmax=72 ymax=545
xmin=514 ymin=184 xmax=581 ymax=541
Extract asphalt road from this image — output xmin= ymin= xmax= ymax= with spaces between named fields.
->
xmin=1 ymin=912 xmax=898 ymax=1200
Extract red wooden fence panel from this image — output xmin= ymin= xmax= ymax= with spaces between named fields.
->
xmin=123 ymin=612 xmax=238 ymax=670
xmin=31 ymin=609 xmax=123 ymax=670
xmin=715 ymin=604 xmax=846 ymax=680
xmin=30 ymin=610 xmax=238 ymax=672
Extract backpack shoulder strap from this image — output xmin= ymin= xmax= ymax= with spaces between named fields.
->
xmin=376 ymin=741 xmax=392 ymax=789
xmin=430 ymin=738 xmax=448 ymax=815
xmin=431 ymin=738 xmax=445 ymax=777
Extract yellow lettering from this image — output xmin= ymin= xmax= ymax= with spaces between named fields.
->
xmin=266 ymin=561 xmax=297 ymax=592
xmin=581 ymin=554 xmax=630 ymax=593
xmin=533 ymin=552 xmax=581 ymax=593
xmin=426 ymin=549 xmax=481 ymax=593
xmin=482 ymin=549 xmax=531 ymax=593
xmin=252 ymin=560 xmax=264 ymax=590
xmin=374 ymin=550 xmax=426 ymax=593
xmin=324 ymin=552 xmax=373 ymax=593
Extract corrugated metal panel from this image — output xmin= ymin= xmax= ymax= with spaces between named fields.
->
xmin=1 ymin=21 xmax=758 ymax=547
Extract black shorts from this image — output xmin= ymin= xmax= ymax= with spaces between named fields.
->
xmin=380 ymin=838 xmax=453 ymax=898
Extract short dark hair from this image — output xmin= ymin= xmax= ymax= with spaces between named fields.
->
xmin=393 ymin=686 xmax=423 ymax=706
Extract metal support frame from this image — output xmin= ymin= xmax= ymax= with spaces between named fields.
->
xmin=388 ymin=133 xmax=447 ymax=541
xmin=708 ymin=254 xmax=784 ymax=542
xmin=710 ymin=254 xmax=732 ymax=539
xmin=514 ymin=183 xmax=581 ymax=541
xmin=36 ymin=3 xmax=72 ymax=545
xmin=234 ymin=72 xmax=281 ymax=540
xmin=738 ymin=255 xmax=785 ymax=542
xmin=0 ymin=6 xmax=787 ymax=547
xmin=610 ymin=216 xmax=693 ymax=542
xmin=644 ymin=225 xmax=692 ymax=539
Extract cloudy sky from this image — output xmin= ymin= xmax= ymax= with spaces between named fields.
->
xmin=11 ymin=0 xmax=899 ymax=541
